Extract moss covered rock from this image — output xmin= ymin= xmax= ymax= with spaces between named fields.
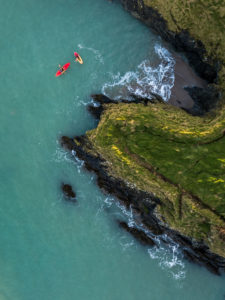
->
xmin=121 ymin=0 xmax=225 ymax=88
xmin=65 ymin=0 xmax=225 ymax=263
xmin=86 ymin=101 xmax=225 ymax=257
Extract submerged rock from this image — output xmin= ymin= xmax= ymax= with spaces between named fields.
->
xmin=61 ymin=183 xmax=77 ymax=203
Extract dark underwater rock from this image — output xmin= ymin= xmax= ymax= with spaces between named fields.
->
xmin=61 ymin=183 xmax=77 ymax=203
xmin=118 ymin=221 xmax=156 ymax=246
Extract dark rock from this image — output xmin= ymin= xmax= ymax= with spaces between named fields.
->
xmin=60 ymin=134 xmax=225 ymax=275
xmin=182 ymin=249 xmax=221 ymax=275
xmin=87 ymin=104 xmax=104 ymax=119
xmin=141 ymin=219 xmax=164 ymax=235
xmin=61 ymin=183 xmax=77 ymax=203
xmin=148 ymin=92 xmax=165 ymax=103
xmin=87 ymin=94 xmax=117 ymax=120
xmin=184 ymin=85 xmax=220 ymax=115
xmin=60 ymin=136 xmax=76 ymax=151
xmin=88 ymin=94 xmax=163 ymax=121
xmin=119 ymin=0 xmax=219 ymax=83
xmin=118 ymin=0 xmax=223 ymax=120
xmin=129 ymin=92 xmax=164 ymax=104
xmin=168 ymin=232 xmax=225 ymax=275
xmin=118 ymin=221 xmax=156 ymax=246
xmin=91 ymin=94 xmax=117 ymax=105
xmin=59 ymin=0 xmax=224 ymax=276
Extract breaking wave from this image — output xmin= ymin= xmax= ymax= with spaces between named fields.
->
xmin=147 ymin=235 xmax=186 ymax=281
xmin=52 ymin=146 xmax=84 ymax=173
xmin=102 ymin=44 xmax=175 ymax=101
xmin=101 ymin=196 xmax=186 ymax=280
xmin=54 ymin=144 xmax=186 ymax=281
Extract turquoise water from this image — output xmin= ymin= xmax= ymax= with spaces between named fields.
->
xmin=0 ymin=0 xmax=224 ymax=299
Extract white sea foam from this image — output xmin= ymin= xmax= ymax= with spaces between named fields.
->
xmin=102 ymin=44 xmax=175 ymax=101
xmin=78 ymin=43 xmax=104 ymax=64
xmin=104 ymin=196 xmax=114 ymax=207
xmin=102 ymin=196 xmax=186 ymax=280
xmin=52 ymin=147 xmax=84 ymax=173
xmin=77 ymin=97 xmax=99 ymax=108
xmin=120 ymin=238 xmax=135 ymax=252
xmin=52 ymin=148 xmax=75 ymax=164
xmin=147 ymin=234 xmax=186 ymax=280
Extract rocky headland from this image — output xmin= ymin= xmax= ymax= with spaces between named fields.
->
xmin=61 ymin=0 xmax=225 ymax=274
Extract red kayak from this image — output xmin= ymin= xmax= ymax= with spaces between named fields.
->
xmin=56 ymin=63 xmax=71 ymax=77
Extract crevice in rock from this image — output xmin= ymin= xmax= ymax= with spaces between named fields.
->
xmin=60 ymin=134 xmax=225 ymax=275
xmin=124 ymin=148 xmax=225 ymax=223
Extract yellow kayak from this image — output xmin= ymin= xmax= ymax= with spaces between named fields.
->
xmin=77 ymin=56 xmax=83 ymax=64
xmin=74 ymin=52 xmax=83 ymax=64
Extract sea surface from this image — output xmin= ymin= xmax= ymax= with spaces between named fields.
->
xmin=0 ymin=0 xmax=224 ymax=299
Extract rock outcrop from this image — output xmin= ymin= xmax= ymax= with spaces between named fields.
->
xmin=119 ymin=0 xmax=222 ymax=84
xmin=61 ymin=183 xmax=77 ymax=203
xmin=60 ymin=0 xmax=225 ymax=275
xmin=60 ymin=126 xmax=225 ymax=275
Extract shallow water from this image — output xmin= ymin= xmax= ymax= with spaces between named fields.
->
xmin=0 ymin=0 xmax=224 ymax=299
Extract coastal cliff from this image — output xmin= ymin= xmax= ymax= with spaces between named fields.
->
xmin=62 ymin=0 xmax=225 ymax=273
xmin=120 ymin=0 xmax=225 ymax=86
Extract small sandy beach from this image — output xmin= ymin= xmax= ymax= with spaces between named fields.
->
xmin=169 ymin=52 xmax=207 ymax=109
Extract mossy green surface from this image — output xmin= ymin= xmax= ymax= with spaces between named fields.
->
xmin=81 ymin=1 xmax=225 ymax=257
xmin=144 ymin=0 xmax=225 ymax=87
xmin=85 ymin=102 xmax=225 ymax=256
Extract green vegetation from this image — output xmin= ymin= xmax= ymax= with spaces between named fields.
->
xmin=144 ymin=0 xmax=225 ymax=87
xmin=78 ymin=1 xmax=225 ymax=256
xmin=84 ymin=102 xmax=225 ymax=256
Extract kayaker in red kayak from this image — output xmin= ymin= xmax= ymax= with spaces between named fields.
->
xmin=55 ymin=63 xmax=71 ymax=77
xmin=58 ymin=64 xmax=65 ymax=74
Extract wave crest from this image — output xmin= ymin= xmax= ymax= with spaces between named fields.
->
xmin=102 ymin=44 xmax=175 ymax=101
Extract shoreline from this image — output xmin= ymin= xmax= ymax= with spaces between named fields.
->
xmin=168 ymin=51 xmax=220 ymax=115
xmin=59 ymin=52 xmax=224 ymax=275
xmin=60 ymin=0 xmax=225 ymax=275
xmin=60 ymin=129 xmax=225 ymax=275
xmin=169 ymin=52 xmax=206 ymax=110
